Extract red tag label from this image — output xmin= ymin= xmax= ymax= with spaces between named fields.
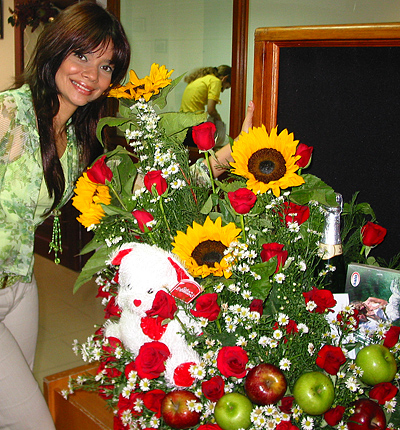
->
xmin=170 ymin=280 xmax=203 ymax=303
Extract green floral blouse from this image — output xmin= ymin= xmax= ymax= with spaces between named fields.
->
xmin=0 ymin=84 xmax=82 ymax=282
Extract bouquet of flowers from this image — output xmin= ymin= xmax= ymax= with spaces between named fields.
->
xmin=67 ymin=64 xmax=400 ymax=430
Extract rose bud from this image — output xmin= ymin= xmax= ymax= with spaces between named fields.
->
xmin=192 ymin=122 xmax=217 ymax=151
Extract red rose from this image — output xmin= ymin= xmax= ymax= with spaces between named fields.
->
xmin=202 ymin=375 xmax=225 ymax=402
xmin=383 ymin=326 xmax=400 ymax=348
xmin=192 ymin=121 xmax=217 ymax=151
xmin=124 ymin=361 xmax=136 ymax=379
xmin=143 ymin=389 xmax=166 ymax=418
xmin=361 ymin=222 xmax=387 ymax=247
xmin=87 ymin=155 xmax=113 ymax=184
xmin=295 ymin=143 xmax=313 ymax=168
xmin=369 ymin=382 xmax=398 ymax=405
xmin=303 ymin=286 xmax=337 ymax=313
xmin=102 ymin=336 xmax=123 ymax=355
xmin=144 ymin=170 xmax=168 ymax=196
xmin=146 ymin=290 xmax=177 ymax=320
xmin=279 ymin=396 xmax=294 ymax=413
xmin=217 ymin=346 xmax=248 ymax=378
xmin=135 ymin=341 xmax=170 ymax=379
xmin=281 ymin=201 xmax=310 ymax=226
xmin=190 ymin=293 xmax=221 ymax=321
xmin=132 ymin=209 xmax=154 ymax=232
xmin=104 ymin=296 xmax=121 ymax=319
xmin=198 ymin=425 xmax=223 ymax=430
xmin=276 ymin=422 xmax=300 ymax=430
xmin=324 ymin=405 xmax=345 ymax=426
xmin=316 ymin=345 xmax=346 ymax=375
xmin=118 ymin=391 xmax=144 ymax=417
xmin=140 ymin=316 xmax=167 ymax=340
xmin=97 ymin=360 xmax=122 ymax=379
xmin=260 ymin=242 xmax=288 ymax=273
xmin=337 ymin=309 xmax=360 ymax=330
xmin=173 ymin=362 xmax=196 ymax=387
xmin=249 ymin=299 xmax=264 ymax=316
xmin=228 ymin=188 xmax=257 ymax=214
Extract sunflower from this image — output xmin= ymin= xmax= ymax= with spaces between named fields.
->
xmin=230 ymin=125 xmax=305 ymax=196
xmin=72 ymin=172 xmax=111 ymax=228
xmin=109 ymin=64 xmax=173 ymax=102
xmin=172 ymin=216 xmax=241 ymax=278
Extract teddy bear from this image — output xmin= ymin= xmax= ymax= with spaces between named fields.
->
xmin=103 ymin=242 xmax=202 ymax=387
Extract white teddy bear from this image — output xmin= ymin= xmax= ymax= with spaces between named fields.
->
xmin=104 ymin=242 xmax=202 ymax=387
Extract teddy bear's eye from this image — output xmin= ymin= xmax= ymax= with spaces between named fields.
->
xmin=147 ymin=288 xmax=153 ymax=294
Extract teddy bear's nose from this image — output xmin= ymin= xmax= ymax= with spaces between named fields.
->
xmin=134 ymin=300 xmax=141 ymax=307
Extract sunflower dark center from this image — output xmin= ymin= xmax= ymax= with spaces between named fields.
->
xmin=191 ymin=240 xmax=226 ymax=268
xmin=248 ymin=148 xmax=287 ymax=184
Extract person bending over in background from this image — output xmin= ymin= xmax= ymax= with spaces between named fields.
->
xmin=180 ymin=65 xmax=231 ymax=147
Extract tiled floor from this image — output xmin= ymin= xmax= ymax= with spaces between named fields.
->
xmin=33 ymin=253 xmax=104 ymax=390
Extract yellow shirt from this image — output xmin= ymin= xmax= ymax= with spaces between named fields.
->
xmin=180 ymin=75 xmax=222 ymax=113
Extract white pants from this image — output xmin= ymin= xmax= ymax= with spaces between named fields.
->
xmin=0 ymin=278 xmax=55 ymax=430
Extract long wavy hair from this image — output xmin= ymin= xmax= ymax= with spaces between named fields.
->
xmin=184 ymin=65 xmax=231 ymax=85
xmin=21 ymin=1 xmax=130 ymax=213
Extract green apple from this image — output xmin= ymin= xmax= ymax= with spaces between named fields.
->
xmin=355 ymin=344 xmax=397 ymax=386
xmin=292 ymin=371 xmax=334 ymax=415
xmin=214 ymin=392 xmax=253 ymax=430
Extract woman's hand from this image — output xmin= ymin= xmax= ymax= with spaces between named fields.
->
xmin=207 ymin=100 xmax=254 ymax=178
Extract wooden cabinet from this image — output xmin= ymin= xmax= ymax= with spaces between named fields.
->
xmin=44 ymin=364 xmax=113 ymax=430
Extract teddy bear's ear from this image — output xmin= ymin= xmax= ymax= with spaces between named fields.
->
xmin=111 ymin=248 xmax=133 ymax=266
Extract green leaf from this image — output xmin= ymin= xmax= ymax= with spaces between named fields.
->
xmin=96 ymin=117 xmax=130 ymax=145
xmin=101 ymin=204 xmax=132 ymax=217
xmin=200 ymin=195 xmax=215 ymax=215
xmin=216 ymin=179 xmax=247 ymax=193
xmin=79 ymin=236 xmax=103 ymax=255
xmin=290 ymin=174 xmax=336 ymax=206
xmin=159 ymin=112 xmax=207 ymax=139
xmin=152 ymin=73 xmax=185 ymax=109
xmin=249 ymin=259 xmax=277 ymax=300
xmin=73 ymin=246 xmax=110 ymax=293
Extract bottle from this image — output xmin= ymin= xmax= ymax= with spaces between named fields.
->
xmin=317 ymin=193 xmax=347 ymax=294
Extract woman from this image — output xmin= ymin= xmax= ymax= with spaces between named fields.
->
xmin=180 ymin=65 xmax=231 ymax=147
xmin=0 ymin=2 xmax=130 ymax=428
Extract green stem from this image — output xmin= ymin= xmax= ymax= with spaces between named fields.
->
xmin=109 ymin=183 xmax=128 ymax=211
xmin=240 ymin=214 xmax=246 ymax=243
xmin=204 ymin=152 xmax=216 ymax=194
xmin=159 ymin=196 xmax=172 ymax=239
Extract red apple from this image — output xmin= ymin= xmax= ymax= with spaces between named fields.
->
xmin=347 ymin=399 xmax=386 ymax=430
xmin=244 ymin=363 xmax=287 ymax=405
xmin=161 ymin=390 xmax=200 ymax=429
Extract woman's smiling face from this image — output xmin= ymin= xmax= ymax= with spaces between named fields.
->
xmin=55 ymin=43 xmax=115 ymax=116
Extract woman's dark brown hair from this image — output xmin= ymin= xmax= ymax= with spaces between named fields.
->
xmin=22 ymin=1 xmax=131 ymax=212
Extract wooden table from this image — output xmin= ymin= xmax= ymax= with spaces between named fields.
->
xmin=44 ymin=364 xmax=113 ymax=430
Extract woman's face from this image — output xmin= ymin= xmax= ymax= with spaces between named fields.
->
xmin=55 ymin=43 xmax=115 ymax=117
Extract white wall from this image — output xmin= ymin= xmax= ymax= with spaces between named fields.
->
xmin=120 ymin=0 xmax=400 ymax=131
xmin=0 ymin=0 xmax=16 ymax=90
xmin=247 ymin=0 xmax=400 ymax=107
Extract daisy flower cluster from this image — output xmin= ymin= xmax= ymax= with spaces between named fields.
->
xmin=69 ymin=64 xmax=400 ymax=430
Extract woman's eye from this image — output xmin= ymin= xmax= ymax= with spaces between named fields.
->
xmin=74 ymin=52 xmax=87 ymax=61
xmin=102 ymin=65 xmax=114 ymax=73
xmin=147 ymin=288 xmax=153 ymax=294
